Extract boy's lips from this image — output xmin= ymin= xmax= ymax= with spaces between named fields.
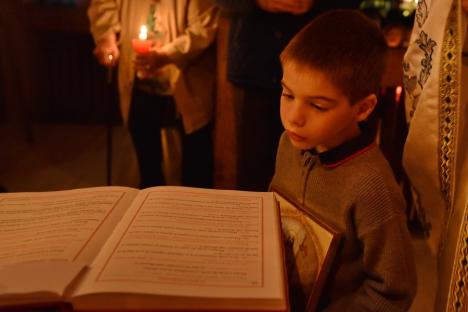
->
xmin=286 ymin=130 xmax=306 ymax=142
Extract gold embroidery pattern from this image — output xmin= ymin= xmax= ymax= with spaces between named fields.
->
xmin=448 ymin=206 xmax=468 ymax=312
xmin=442 ymin=2 xmax=467 ymax=311
xmin=438 ymin=2 xmax=457 ymax=216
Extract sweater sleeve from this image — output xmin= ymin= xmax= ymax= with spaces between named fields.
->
xmin=324 ymin=174 xmax=417 ymax=312
xmin=159 ymin=0 xmax=219 ymax=69
xmin=87 ymin=0 xmax=121 ymax=44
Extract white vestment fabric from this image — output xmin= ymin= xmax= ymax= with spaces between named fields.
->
xmin=403 ymin=0 xmax=468 ymax=311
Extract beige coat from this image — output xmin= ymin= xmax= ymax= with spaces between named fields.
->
xmin=88 ymin=0 xmax=218 ymax=133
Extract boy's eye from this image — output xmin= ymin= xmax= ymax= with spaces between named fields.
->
xmin=309 ymin=102 xmax=328 ymax=111
xmin=281 ymin=92 xmax=293 ymax=99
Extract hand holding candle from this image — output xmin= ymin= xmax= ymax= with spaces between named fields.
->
xmin=134 ymin=50 xmax=171 ymax=79
xmin=132 ymin=23 xmax=171 ymax=79
xmin=132 ymin=25 xmax=152 ymax=54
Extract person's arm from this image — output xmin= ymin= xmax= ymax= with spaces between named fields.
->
xmin=325 ymin=184 xmax=417 ymax=311
xmin=136 ymin=0 xmax=219 ymax=74
xmin=160 ymin=0 xmax=219 ymax=68
xmin=87 ymin=0 xmax=121 ymax=66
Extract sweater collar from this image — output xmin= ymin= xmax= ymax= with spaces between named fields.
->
xmin=308 ymin=124 xmax=376 ymax=169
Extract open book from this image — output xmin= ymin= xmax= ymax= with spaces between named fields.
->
xmin=0 ymin=186 xmax=287 ymax=311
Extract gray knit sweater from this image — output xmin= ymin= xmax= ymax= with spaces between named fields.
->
xmin=270 ymin=131 xmax=417 ymax=312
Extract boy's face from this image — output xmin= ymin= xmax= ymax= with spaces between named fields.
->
xmin=280 ymin=61 xmax=367 ymax=152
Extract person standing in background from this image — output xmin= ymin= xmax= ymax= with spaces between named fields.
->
xmin=88 ymin=0 xmax=219 ymax=188
xmin=216 ymin=0 xmax=361 ymax=191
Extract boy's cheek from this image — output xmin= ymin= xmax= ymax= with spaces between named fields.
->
xmin=279 ymin=107 xmax=287 ymax=129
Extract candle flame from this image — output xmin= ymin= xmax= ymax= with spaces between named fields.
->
xmin=138 ymin=25 xmax=148 ymax=40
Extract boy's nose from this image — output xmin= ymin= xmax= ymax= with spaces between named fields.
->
xmin=287 ymin=104 xmax=306 ymax=128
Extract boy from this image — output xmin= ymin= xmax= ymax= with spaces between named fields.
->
xmin=270 ymin=10 xmax=417 ymax=311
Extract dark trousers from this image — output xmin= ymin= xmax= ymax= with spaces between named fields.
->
xmin=236 ymin=86 xmax=283 ymax=191
xmin=128 ymin=88 xmax=213 ymax=189
xmin=182 ymin=122 xmax=213 ymax=188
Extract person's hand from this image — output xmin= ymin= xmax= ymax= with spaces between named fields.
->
xmin=133 ymin=48 xmax=171 ymax=80
xmin=255 ymin=0 xmax=315 ymax=15
xmin=93 ymin=32 xmax=120 ymax=67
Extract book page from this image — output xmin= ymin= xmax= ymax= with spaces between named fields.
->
xmin=72 ymin=187 xmax=285 ymax=306
xmin=0 ymin=186 xmax=138 ymax=300
xmin=0 ymin=261 xmax=84 ymax=306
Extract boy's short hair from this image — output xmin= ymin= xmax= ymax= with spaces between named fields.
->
xmin=280 ymin=9 xmax=387 ymax=104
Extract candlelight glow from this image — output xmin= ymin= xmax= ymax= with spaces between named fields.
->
xmin=395 ymin=85 xmax=403 ymax=103
xmin=138 ymin=25 xmax=148 ymax=40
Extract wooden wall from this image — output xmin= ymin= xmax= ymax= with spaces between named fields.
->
xmin=0 ymin=0 xmax=119 ymax=125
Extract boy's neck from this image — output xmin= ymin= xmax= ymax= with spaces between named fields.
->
xmin=310 ymin=123 xmax=376 ymax=168
xmin=315 ymin=124 xmax=362 ymax=153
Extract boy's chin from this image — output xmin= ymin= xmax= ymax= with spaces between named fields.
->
xmin=288 ymin=137 xmax=314 ymax=151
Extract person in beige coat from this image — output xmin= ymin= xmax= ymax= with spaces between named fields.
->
xmin=88 ymin=0 xmax=219 ymax=187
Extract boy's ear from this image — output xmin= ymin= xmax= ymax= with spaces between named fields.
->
xmin=354 ymin=94 xmax=377 ymax=122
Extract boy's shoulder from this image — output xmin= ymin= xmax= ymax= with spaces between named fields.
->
xmin=341 ymin=146 xmax=395 ymax=182
xmin=332 ymin=145 xmax=401 ymax=197
xmin=341 ymin=148 xmax=407 ymax=217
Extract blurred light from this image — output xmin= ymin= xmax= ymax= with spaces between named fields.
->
xmin=138 ymin=25 xmax=148 ymax=40
xmin=395 ymin=86 xmax=403 ymax=103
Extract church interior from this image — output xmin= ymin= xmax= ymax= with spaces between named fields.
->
xmin=1 ymin=1 xmax=466 ymax=311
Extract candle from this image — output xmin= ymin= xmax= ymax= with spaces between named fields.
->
xmin=132 ymin=25 xmax=152 ymax=54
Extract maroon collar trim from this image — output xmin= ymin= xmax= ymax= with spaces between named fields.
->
xmin=321 ymin=143 xmax=376 ymax=169
xmin=311 ymin=124 xmax=376 ymax=168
